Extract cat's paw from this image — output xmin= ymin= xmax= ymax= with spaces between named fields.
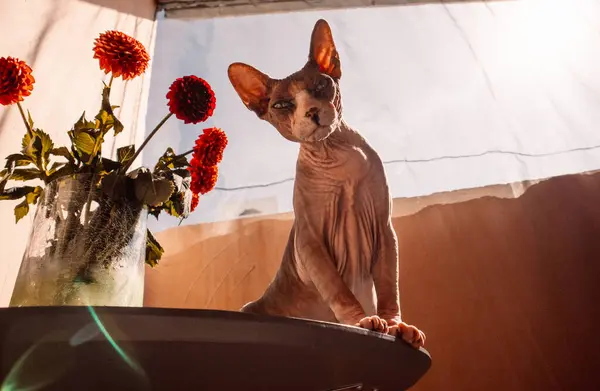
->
xmin=355 ymin=315 xmax=389 ymax=333
xmin=388 ymin=322 xmax=426 ymax=349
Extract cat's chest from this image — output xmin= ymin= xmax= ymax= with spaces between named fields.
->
xmin=294 ymin=153 xmax=386 ymax=269
xmin=295 ymin=143 xmax=387 ymax=215
xmin=326 ymin=145 xmax=371 ymax=182
xmin=297 ymin=145 xmax=375 ymax=187
xmin=293 ymin=185 xmax=379 ymax=283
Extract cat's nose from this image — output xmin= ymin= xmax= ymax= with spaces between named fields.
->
xmin=305 ymin=107 xmax=320 ymax=125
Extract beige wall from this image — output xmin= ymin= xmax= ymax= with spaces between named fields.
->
xmin=0 ymin=0 xmax=157 ymax=305
xmin=146 ymin=171 xmax=600 ymax=390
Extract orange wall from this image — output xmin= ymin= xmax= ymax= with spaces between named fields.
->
xmin=146 ymin=172 xmax=600 ymax=390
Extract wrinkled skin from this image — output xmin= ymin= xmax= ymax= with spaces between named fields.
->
xmin=227 ymin=19 xmax=425 ymax=349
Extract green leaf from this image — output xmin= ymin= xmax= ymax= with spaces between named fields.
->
xmin=96 ymin=86 xmax=124 ymax=136
xmin=21 ymin=128 xmax=54 ymax=172
xmin=73 ymin=112 xmax=97 ymax=131
xmin=37 ymin=129 xmax=54 ymax=165
xmin=143 ymin=170 xmax=192 ymax=219
xmin=12 ymin=186 xmax=43 ymax=222
xmin=169 ymin=172 xmax=185 ymax=192
xmin=46 ymin=164 xmax=75 ymax=183
xmin=145 ymin=229 xmax=164 ymax=267
xmin=0 ymin=185 xmax=38 ymax=201
xmin=147 ymin=178 xmax=176 ymax=206
xmin=50 ymin=147 xmax=75 ymax=164
xmin=172 ymin=168 xmax=191 ymax=178
xmin=14 ymin=199 xmax=29 ymax=223
xmin=117 ymin=145 xmax=136 ymax=165
xmin=100 ymin=171 xmax=129 ymax=200
xmin=100 ymin=158 xmax=122 ymax=174
xmin=70 ymin=113 xmax=102 ymax=166
xmin=21 ymin=129 xmax=36 ymax=160
xmin=27 ymin=110 xmax=34 ymax=130
xmin=148 ymin=206 xmax=162 ymax=219
xmin=129 ymin=168 xmax=175 ymax=207
xmin=166 ymin=172 xmax=193 ymax=218
xmin=9 ymin=168 xmax=43 ymax=181
xmin=162 ymin=198 xmax=180 ymax=218
xmin=25 ymin=186 xmax=42 ymax=205
xmin=4 ymin=153 xmax=32 ymax=168
xmin=0 ymin=169 xmax=11 ymax=192
xmin=47 ymin=162 xmax=66 ymax=175
xmin=73 ymin=131 xmax=96 ymax=160
xmin=96 ymin=110 xmax=111 ymax=127
xmin=91 ymin=132 xmax=105 ymax=162
xmin=113 ymin=119 xmax=124 ymax=135
xmin=0 ymin=169 xmax=7 ymax=192
xmin=101 ymin=85 xmax=111 ymax=107
xmin=0 ymin=154 xmax=27 ymax=190
xmin=153 ymin=148 xmax=190 ymax=174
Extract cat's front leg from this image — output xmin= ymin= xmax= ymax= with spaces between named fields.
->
xmin=295 ymin=220 xmax=388 ymax=332
xmin=240 ymin=300 xmax=265 ymax=314
xmin=372 ymin=223 xmax=426 ymax=348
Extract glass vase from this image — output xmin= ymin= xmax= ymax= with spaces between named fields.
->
xmin=10 ymin=173 xmax=146 ymax=307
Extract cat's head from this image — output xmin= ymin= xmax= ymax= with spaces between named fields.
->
xmin=228 ymin=19 xmax=342 ymax=143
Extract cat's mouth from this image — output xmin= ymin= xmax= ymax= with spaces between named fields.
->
xmin=299 ymin=127 xmax=319 ymax=141
xmin=300 ymin=124 xmax=334 ymax=142
xmin=296 ymin=108 xmax=337 ymax=141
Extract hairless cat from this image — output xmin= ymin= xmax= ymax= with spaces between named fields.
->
xmin=228 ymin=19 xmax=425 ymax=349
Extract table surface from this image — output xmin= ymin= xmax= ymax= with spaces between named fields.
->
xmin=0 ymin=307 xmax=431 ymax=391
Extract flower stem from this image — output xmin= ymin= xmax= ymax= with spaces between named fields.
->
xmin=108 ymin=75 xmax=114 ymax=89
xmin=121 ymin=112 xmax=173 ymax=174
xmin=177 ymin=149 xmax=194 ymax=158
xmin=16 ymin=102 xmax=33 ymax=135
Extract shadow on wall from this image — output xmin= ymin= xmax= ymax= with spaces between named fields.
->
xmin=146 ymin=171 xmax=600 ymax=391
xmin=81 ymin=0 xmax=157 ymax=20
xmin=0 ymin=2 xmax=59 ymax=136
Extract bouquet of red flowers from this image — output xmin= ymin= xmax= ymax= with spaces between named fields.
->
xmin=0 ymin=30 xmax=228 ymax=268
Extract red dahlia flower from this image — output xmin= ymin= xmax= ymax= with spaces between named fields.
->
xmin=188 ymin=161 xmax=218 ymax=195
xmin=0 ymin=57 xmax=35 ymax=106
xmin=93 ymin=30 xmax=150 ymax=80
xmin=166 ymin=75 xmax=216 ymax=124
xmin=190 ymin=192 xmax=199 ymax=212
xmin=192 ymin=127 xmax=228 ymax=167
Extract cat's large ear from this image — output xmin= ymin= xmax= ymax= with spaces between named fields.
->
xmin=309 ymin=19 xmax=341 ymax=80
xmin=228 ymin=62 xmax=271 ymax=117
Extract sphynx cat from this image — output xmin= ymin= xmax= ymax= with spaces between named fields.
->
xmin=228 ymin=19 xmax=425 ymax=349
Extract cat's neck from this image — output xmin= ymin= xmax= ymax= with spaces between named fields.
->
xmin=299 ymin=121 xmax=361 ymax=157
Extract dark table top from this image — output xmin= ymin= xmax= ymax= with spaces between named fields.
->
xmin=0 ymin=307 xmax=431 ymax=390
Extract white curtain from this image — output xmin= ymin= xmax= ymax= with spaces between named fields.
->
xmin=145 ymin=0 xmax=600 ymax=229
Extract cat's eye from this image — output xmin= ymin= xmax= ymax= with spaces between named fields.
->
xmin=315 ymin=79 xmax=328 ymax=92
xmin=272 ymin=100 xmax=293 ymax=110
